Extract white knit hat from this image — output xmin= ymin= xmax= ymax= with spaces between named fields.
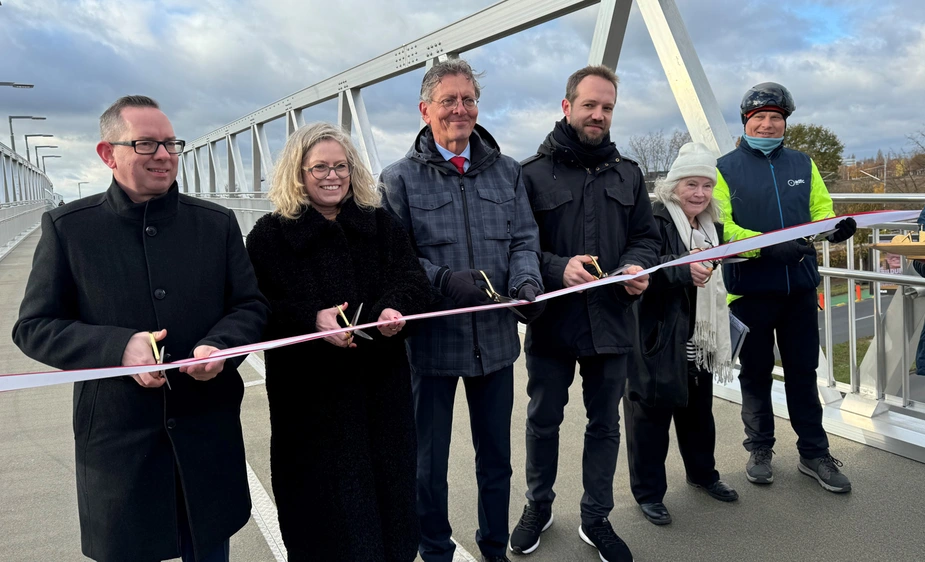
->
xmin=665 ymin=142 xmax=717 ymax=183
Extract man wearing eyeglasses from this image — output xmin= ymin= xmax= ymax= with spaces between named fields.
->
xmin=381 ymin=59 xmax=544 ymax=562
xmin=13 ymin=95 xmax=268 ymax=562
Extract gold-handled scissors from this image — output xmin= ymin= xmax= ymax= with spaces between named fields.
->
xmin=335 ymin=303 xmax=374 ymax=340
xmin=585 ymin=256 xmax=633 ymax=284
xmin=148 ymin=332 xmax=170 ymax=390
xmin=478 ymin=270 xmax=527 ymax=320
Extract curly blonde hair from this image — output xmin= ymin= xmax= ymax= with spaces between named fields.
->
xmin=269 ymin=122 xmax=381 ymax=219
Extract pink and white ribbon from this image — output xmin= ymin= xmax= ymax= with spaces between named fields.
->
xmin=1 ymin=210 xmax=917 ymax=392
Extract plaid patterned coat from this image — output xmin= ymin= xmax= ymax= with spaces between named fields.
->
xmin=381 ymin=125 xmax=543 ymax=377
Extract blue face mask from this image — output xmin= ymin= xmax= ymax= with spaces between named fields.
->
xmin=744 ymin=134 xmax=783 ymax=155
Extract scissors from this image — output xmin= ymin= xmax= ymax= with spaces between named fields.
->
xmin=335 ymin=303 xmax=374 ymax=340
xmin=148 ymin=332 xmax=170 ymax=390
xmin=478 ymin=270 xmax=527 ymax=320
xmin=803 ymin=227 xmax=839 ymax=245
xmin=585 ymin=255 xmax=633 ymax=284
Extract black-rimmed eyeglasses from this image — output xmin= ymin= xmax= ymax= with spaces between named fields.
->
xmin=304 ymin=163 xmax=351 ymax=180
xmin=110 ymin=140 xmax=186 ymax=154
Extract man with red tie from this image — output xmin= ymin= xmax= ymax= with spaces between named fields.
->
xmin=381 ymin=59 xmax=544 ymax=562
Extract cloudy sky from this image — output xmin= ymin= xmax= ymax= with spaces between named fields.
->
xmin=2 ymin=0 xmax=924 ymax=201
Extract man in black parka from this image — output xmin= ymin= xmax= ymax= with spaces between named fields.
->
xmin=510 ymin=66 xmax=660 ymax=562
xmin=12 ymin=95 xmax=269 ymax=562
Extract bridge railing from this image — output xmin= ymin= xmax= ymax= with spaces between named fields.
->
xmin=0 ymin=141 xmax=54 ymax=259
xmin=189 ymin=186 xmax=925 ymax=461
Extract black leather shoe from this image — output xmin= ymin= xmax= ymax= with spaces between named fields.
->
xmin=639 ymin=502 xmax=672 ymax=525
xmin=481 ymin=555 xmax=511 ymax=562
xmin=688 ymin=478 xmax=739 ymax=502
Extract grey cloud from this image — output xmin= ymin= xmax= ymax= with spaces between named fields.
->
xmin=2 ymin=0 xmax=923 ymax=197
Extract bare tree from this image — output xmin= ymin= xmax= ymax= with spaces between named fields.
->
xmin=626 ymin=129 xmax=691 ymax=178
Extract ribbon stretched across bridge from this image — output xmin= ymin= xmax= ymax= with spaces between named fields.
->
xmin=1 ymin=210 xmax=918 ymax=392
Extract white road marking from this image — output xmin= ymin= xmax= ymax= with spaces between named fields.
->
xmin=246 ymin=354 xmax=266 ymax=379
xmin=246 ymin=462 xmax=287 ymax=561
xmin=452 ymin=537 xmax=478 ymax=562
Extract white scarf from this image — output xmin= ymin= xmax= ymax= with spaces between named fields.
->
xmin=663 ymin=200 xmax=734 ymax=383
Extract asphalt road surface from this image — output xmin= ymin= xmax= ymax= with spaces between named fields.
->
xmin=819 ymin=294 xmax=892 ymax=346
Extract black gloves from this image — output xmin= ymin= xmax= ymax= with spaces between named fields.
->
xmin=762 ymin=239 xmax=816 ymax=266
xmin=514 ymin=283 xmax=546 ymax=324
xmin=438 ymin=268 xmax=490 ymax=307
xmin=826 ymin=217 xmax=857 ymax=244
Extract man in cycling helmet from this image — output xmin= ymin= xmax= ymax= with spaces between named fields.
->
xmin=713 ymin=82 xmax=857 ymax=494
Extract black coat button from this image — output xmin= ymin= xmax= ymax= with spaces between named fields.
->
xmin=145 ymin=226 xmax=157 ymax=236
xmin=166 ymin=419 xmax=176 ymax=430
xmin=154 ymin=289 xmax=166 ymax=300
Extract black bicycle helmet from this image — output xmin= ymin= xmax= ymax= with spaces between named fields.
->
xmin=740 ymin=82 xmax=795 ymax=124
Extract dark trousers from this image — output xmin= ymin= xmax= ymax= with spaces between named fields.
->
xmin=623 ymin=362 xmax=720 ymax=504
xmin=412 ymin=367 xmax=514 ymax=562
xmin=524 ymin=353 xmax=626 ymax=524
xmin=730 ymin=291 xmax=829 ymax=459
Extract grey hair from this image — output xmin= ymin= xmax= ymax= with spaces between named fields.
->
xmin=653 ymin=177 xmax=721 ymax=222
xmin=419 ymin=59 xmax=483 ymax=102
xmin=565 ymin=65 xmax=618 ymax=103
xmin=100 ymin=95 xmax=160 ymax=141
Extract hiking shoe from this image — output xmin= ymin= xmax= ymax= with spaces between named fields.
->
xmin=578 ymin=518 xmax=633 ymax=562
xmin=746 ymin=447 xmax=774 ymax=484
xmin=509 ymin=503 xmax=553 ymax=555
xmin=798 ymin=454 xmax=852 ymax=493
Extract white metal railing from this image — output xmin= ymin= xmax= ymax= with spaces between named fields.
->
xmin=176 ymin=0 xmax=733 ymax=198
xmin=0 ymin=140 xmax=54 ymax=257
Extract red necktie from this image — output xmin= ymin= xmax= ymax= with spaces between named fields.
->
xmin=450 ymin=156 xmax=466 ymax=174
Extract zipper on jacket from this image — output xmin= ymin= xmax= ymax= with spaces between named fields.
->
xmin=458 ymin=176 xmax=481 ymax=362
xmin=768 ymin=159 xmax=791 ymax=295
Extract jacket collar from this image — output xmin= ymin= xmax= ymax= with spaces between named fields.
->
xmin=105 ymin=178 xmax=179 ymax=221
xmin=280 ymin=197 xmax=377 ymax=253
xmin=407 ymin=123 xmax=501 ymax=176
xmin=537 ymin=127 xmax=622 ymax=170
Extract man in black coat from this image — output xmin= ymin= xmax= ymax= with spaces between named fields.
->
xmin=12 ymin=95 xmax=269 ymax=562
xmin=510 ymin=66 xmax=660 ymax=562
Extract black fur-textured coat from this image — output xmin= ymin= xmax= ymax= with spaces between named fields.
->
xmin=246 ymin=199 xmax=434 ymax=561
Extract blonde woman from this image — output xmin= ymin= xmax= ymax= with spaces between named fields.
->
xmin=246 ymin=123 xmax=434 ymax=561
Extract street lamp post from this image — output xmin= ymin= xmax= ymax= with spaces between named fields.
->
xmin=34 ymin=144 xmax=57 ymax=162
xmin=40 ymin=154 xmax=60 ymax=173
xmin=0 ymin=82 xmax=34 ymax=89
xmin=8 ymin=115 xmax=46 ymax=154
xmin=77 ymin=181 xmax=88 ymax=198
xmin=23 ymin=134 xmax=53 ymax=163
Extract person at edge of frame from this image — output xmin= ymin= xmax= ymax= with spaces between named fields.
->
xmin=12 ymin=95 xmax=269 ymax=562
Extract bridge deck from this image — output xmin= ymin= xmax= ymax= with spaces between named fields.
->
xmin=2 ymin=230 xmax=923 ymax=562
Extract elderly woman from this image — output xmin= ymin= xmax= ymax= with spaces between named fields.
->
xmin=624 ymin=142 xmax=738 ymax=526
xmin=245 ymin=123 xmax=434 ymax=561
